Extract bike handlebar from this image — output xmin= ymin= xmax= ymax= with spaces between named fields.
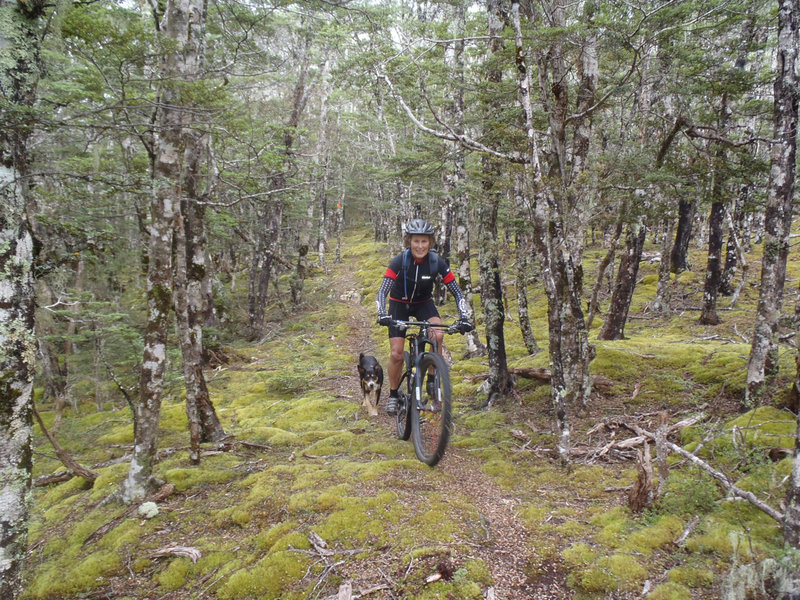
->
xmin=390 ymin=320 xmax=460 ymax=334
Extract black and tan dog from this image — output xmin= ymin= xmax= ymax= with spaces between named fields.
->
xmin=357 ymin=352 xmax=383 ymax=417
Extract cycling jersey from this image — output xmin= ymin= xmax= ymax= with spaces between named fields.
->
xmin=376 ymin=250 xmax=468 ymax=324
xmin=385 ymin=249 xmax=454 ymax=303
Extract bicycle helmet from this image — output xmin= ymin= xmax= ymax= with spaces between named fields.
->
xmin=405 ymin=219 xmax=435 ymax=236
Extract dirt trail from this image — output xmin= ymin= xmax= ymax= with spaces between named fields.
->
xmin=332 ymin=256 xmax=571 ymax=599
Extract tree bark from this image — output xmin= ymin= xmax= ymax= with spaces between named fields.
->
xmin=513 ymin=0 xmax=596 ymax=463
xmin=651 ymin=217 xmax=675 ymax=314
xmin=670 ymin=199 xmax=696 ymax=273
xmin=451 ymin=0 xmax=485 ymax=358
xmin=746 ymin=0 xmax=798 ymax=407
xmin=514 ymin=211 xmax=539 ymax=356
xmin=479 ymin=0 xmax=512 ymax=398
xmin=699 ymin=92 xmax=731 ymax=326
xmin=698 ymin=199 xmax=726 ymax=325
xmin=0 ymin=1 xmax=46 ymax=596
xmin=599 ymin=219 xmax=646 ymax=340
xmin=586 ymin=214 xmax=623 ymax=329
xmin=121 ymin=0 xmax=203 ymax=503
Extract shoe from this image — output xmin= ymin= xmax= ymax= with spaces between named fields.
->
xmin=386 ymin=395 xmax=398 ymax=416
xmin=426 ymin=375 xmax=436 ymax=399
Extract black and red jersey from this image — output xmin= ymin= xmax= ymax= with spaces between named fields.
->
xmin=384 ymin=249 xmax=454 ymax=303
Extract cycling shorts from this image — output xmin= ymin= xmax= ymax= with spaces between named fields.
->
xmin=387 ymin=298 xmax=439 ymax=338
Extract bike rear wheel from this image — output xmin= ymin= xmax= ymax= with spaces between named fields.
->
xmin=395 ymin=351 xmax=413 ymax=440
xmin=411 ymin=352 xmax=452 ymax=466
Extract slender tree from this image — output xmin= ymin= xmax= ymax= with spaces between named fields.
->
xmin=121 ymin=0 xmax=204 ymax=502
xmin=745 ymin=0 xmax=799 ymax=406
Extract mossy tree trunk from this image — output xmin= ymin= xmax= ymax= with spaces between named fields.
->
xmin=121 ymin=0 xmax=205 ymax=503
xmin=449 ymin=0 xmax=484 ymax=358
xmin=670 ymin=199 xmax=696 ymax=273
xmin=745 ymin=0 xmax=798 ymax=407
xmin=478 ymin=0 xmax=512 ymax=399
xmin=512 ymin=0 xmax=597 ymax=463
xmin=0 ymin=1 xmax=46 ymax=597
xmin=699 ymin=92 xmax=732 ymax=326
xmin=598 ymin=219 xmax=646 ymax=340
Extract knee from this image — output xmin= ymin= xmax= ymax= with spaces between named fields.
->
xmin=389 ymin=346 xmax=404 ymax=362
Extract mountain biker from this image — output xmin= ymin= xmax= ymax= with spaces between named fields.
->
xmin=376 ymin=218 xmax=474 ymax=415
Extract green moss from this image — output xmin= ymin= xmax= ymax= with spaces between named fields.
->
xmin=667 ymin=564 xmax=714 ymax=588
xmin=724 ymin=406 xmax=796 ymax=449
xmin=519 ymin=503 xmax=549 ymax=528
xmin=254 ymin=521 xmax=300 ymax=552
xmin=315 ymin=493 xmax=396 ymax=545
xmin=88 ymin=462 xmax=130 ymax=502
xmin=646 ymin=581 xmax=693 ymax=599
xmin=26 ymin=550 xmax=121 ymax=599
xmin=98 ymin=519 xmax=143 ymax=551
xmin=623 ymin=515 xmax=684 ymax=555
xmin=216 ymin=550 xmax=310 ymax=599
xmin=562 ymin=542 xmax=597 ymax=567
xmin=591 ymin=506 xmax=634 ymax=547
xmin=163 ymin=466 xmax=237 ymax=491
xmin=575 ymin=554 xmax=648 ymax=594
xmin=36 ymin=475 xmax=86 ymax=510
xmin=156 ymin=557 xmax=191 ymax=590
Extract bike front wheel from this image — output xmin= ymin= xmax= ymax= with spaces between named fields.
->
xmin=395 ymin=352 xmax=413 ymax=440
xmin=411 ymin=352 xmax=452 ymax=466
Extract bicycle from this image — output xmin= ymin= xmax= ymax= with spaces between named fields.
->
xmin=390 ymin=319 xmax=458 ymax=466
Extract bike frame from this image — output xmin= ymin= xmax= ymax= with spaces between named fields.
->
xmin=394 ymin=320 xmax=453 ymax=397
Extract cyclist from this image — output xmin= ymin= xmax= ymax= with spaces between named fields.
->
xmin=376 ymin=218 xmax=474 ymax=415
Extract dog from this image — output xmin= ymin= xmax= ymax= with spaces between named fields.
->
xmin=357 ymin=353 xmax=383 ymax=417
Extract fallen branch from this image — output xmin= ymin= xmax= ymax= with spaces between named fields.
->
xmin=151 ymin=545 xmax=202 ymax=563
xmin=33 ymin=403 xmax=98 ymax=485
xmin=626 ymin=423 xmax=784 ymax=523
xmin=591 ymin=413 xmax=707 ymax=458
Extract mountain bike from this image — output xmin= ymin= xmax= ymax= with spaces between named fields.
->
xmin=391 ymin=320 xmax=457 ymax=466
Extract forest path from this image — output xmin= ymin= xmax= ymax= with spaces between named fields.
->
xmin=323 ymin=251 xmax=572 ymax=599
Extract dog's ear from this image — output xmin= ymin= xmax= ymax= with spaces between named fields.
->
xmin=359 ymin=352 xmax=365 ymax=360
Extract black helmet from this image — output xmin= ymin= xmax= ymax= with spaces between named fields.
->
xmin=406 ymin=219 xmax=434 ymax=236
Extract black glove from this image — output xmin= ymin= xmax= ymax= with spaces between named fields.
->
xmin=456 ymin=319 xmax=474 ymax=333
xmin=378 ymin=315 xmax=393 ymax=327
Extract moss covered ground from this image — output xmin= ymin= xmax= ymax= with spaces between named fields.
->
xmin=24 ymin=230 xmax=798 ymax=599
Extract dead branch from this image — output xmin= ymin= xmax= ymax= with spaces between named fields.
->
xmin=592 ymin=413 xmax=707 ymax=458
xmin=151 ymin=545 xmax=202 ymax=563
xmin=33 ymin=402 xmax=97 ymax=484
xmin=626 ymin=423 xmax=784 ymax=523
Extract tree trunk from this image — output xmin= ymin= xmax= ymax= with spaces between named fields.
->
xmin=651 ymin=217 xmax=675 ymax=314
xmin=599 ymin=219 xmax=646 ymax=340
xmin=720 ymin=186 xmax=746 ymax=296
xmin=513 ymin=0 xmax=596 ymax=463
xmin=699 ymin=92 xmax=731 ymax=326
xmin=746 ymin=0 xmax=798 ymax=407
xmin=587 ymin=212 xmax=624 ymax=330
xmin=0 ymin=1 xmax=46 ymax=596
xmin=479 ymin=0 xmax=512 ymax=398
xmin=670 ymin=199 xmax=696 ymax=273
xmin=514 ymin=217 xmax=539 ymax=356
xmin=451 ymin=0 xmax=484 ymax=358
xmin=698 ymin=200 xmax=726 ymax=325
xmin=121 ymin=0 xmax=204 ymax=503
